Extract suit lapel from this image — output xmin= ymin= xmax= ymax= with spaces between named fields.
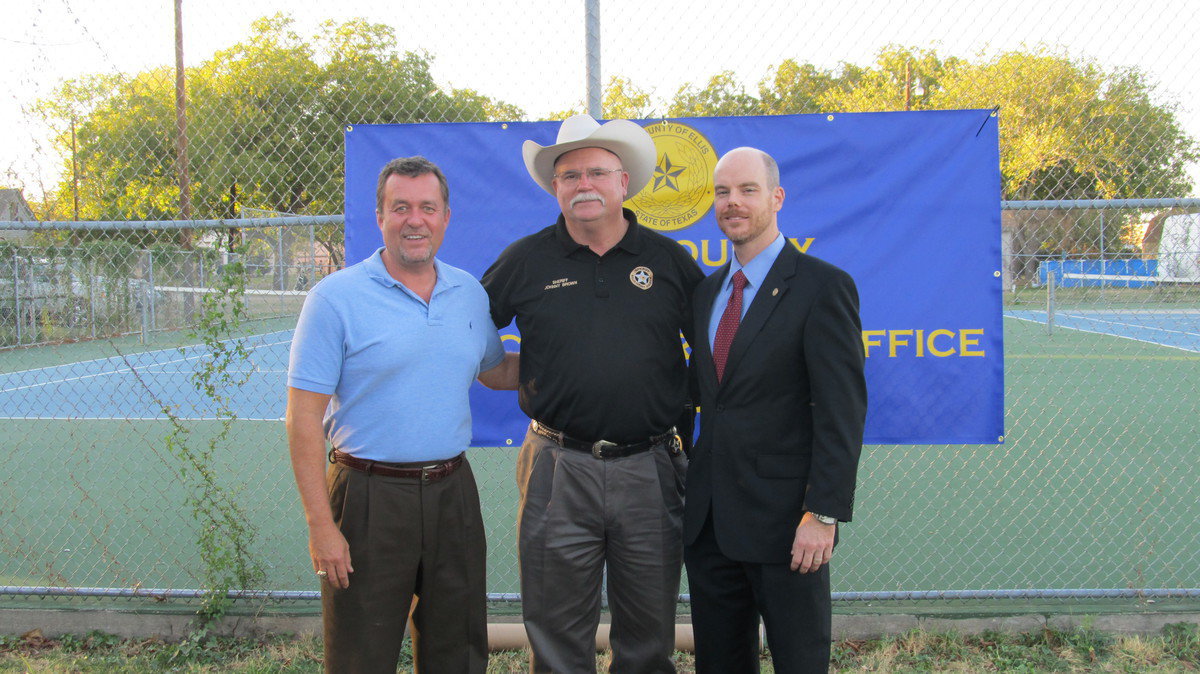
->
xmin=721 ymin=246 xmax=799 ymax=385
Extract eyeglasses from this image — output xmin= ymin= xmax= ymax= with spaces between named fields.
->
xmin=552 ymin=168 xmax=624 ymax=184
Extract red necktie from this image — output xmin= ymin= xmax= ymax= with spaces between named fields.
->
xmin=712 ymin=270 xmax=747 ymax=383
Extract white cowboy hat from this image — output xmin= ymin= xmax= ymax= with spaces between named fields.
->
xmin=522 ymin=114 xmax=656 ymax=197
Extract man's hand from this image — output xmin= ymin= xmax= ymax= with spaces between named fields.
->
xmin=790 ymin=512 xmax=836 ymax=573
xmin=309 ymin=521 xmax=353 ymax=589
xmin=286 ymin=387 xmax=354 ymax=588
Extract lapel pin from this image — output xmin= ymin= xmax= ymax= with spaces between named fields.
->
xmin=772 ymin=288 xmax=779 ymax=296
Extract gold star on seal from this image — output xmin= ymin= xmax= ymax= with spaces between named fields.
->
xmin=652 ymin=154 xmax=687 ymax=192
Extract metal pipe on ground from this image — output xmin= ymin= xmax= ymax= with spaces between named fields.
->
xmin=486 ymin=622 xmax=695 ymax=652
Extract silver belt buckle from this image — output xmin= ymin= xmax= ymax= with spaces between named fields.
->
xmin=592 ymin=439 xmax=618 ymax=458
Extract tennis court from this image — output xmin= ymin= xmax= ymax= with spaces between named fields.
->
xmin=1005 ymin=308 xmax=1200 ymax=353
xmin=1 ymin=308 xmax=1197 ymax=605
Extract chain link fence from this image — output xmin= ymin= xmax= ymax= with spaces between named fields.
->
xmin=1 ymin=1 xmax=1197 ymax=614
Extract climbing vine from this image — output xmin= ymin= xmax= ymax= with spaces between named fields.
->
xmin=151 ymin=239 xmax=267 ymax=639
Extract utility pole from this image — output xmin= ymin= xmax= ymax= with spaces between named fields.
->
xmin=173 ymin=0 xmax=193 ymax=248
xmin=70 ymin=116 xmax=79 ymax=222
xmin=904 ymin=59 xmax=912 ymax=111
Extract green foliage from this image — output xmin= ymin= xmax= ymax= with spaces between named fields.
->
xmin=1163 ymin=621 xmax=1200 ymax=661
xmin=664 ymin=44 xmax=1196 ymax=205
xmin=548 ymin=75 xmax=658 ymax=121
xmin=4 ymin=625 xmax=1198 ymax=671
xmin=662 ymin=44 xmax=1196 ymax=260
xmin=34 ymin=22 xmax=1194 ymax=264
xmin=107 ymin=238 xmax=266 ymax=643
xmin=166 ymin=242 xmax=265 ymax=634
xmin=670 ymin=71 xmax=759 ymax=118
xmin=603 ymin=76 xmax=657 ymax=120
xmin=36 ymin=13 xmax=525 ymax=263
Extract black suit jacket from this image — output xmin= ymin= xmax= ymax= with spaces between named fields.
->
xmin=683 ymin=244 xmax=867 ymax=564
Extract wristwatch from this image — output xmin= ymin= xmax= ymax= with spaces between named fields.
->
xmin=811 ymin=513 xmax=838 ymax=525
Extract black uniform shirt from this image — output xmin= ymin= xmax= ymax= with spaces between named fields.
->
xmin=482 ymin=208 xmax=705 ymax=444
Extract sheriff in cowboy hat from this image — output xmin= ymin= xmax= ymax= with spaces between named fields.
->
xmin=481 ymin=114 xmax=704 ymax=673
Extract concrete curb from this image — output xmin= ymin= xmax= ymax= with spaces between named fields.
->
xmin=2 ymin=608 xmax=1197 ymax=650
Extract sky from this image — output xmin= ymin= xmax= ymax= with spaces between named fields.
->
xmin=3 ymin=0 xmax=1198 ymax=202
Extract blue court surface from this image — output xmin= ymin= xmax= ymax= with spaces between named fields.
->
xmin=0 ymin=330 xmax=293 ymax=420
xmin=4 ymin=312 xmax=1198 ymax=421
xmin=1004 ymin=309 xmax=1200 ymax=353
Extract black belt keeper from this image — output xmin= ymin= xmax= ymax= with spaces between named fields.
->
xmin=530 ymin=420 xmax=681 ymax=459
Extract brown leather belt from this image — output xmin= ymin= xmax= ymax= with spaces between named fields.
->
xmin=530 ymin=420 xmax=681 ymax=459
xmin=329 ymin=449 xmax=463 ymax=482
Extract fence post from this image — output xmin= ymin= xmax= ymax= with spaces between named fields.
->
xmin=12 ymin=257 xmax=19 ymax=344
xmin=1099 ymin=210 xmax=1106 ymax=295
xmin=1046 ymin=270 xmax=1056 ymax=335
xmin=308 ymin=224 xmax=316 ymax=288
xmin=146 ymin=250 xmax=157 ymax=335
xmin=276 ymin=226 xmax=285 ymax=292
xmin=89 ymin=258 xmax=96 ymax=340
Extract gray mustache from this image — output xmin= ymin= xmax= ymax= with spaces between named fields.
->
xmin=570 ymin=193 xmax=606 ymax=208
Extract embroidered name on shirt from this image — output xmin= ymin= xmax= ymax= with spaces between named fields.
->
xmin=544 ymin=277 xmax=579 ymax=290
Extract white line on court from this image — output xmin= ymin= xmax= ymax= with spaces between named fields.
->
xmin=0 ymin=336 xmax=293 ymax=394
xmin=1057 ymin=312 xmax=1200 ymax=337
xmin=1003 ymin=314 xmax=1200 ymax=354
xmin=0 ymin=329 xmax=295 ymax=379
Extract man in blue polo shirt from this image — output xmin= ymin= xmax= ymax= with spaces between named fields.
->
xmin=287 ymin=156 xmax=518 ymax=673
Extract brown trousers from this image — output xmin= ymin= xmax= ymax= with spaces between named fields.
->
xmin=322 ymin=456 xmax=487 ymax=673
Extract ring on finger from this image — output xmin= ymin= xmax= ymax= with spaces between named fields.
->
xmin=316 ymin=570 xmax=328 ymax=578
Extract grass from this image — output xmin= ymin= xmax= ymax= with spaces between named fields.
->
xmin=1 ymin=624 xmax=1197 ymax=672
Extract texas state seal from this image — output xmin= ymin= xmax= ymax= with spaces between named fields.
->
xmin=628 ymin=121 xmax=717 ymax=232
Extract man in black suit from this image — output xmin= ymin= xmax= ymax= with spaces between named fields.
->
xmin=683 ymin=147 xmax=867 ymax=673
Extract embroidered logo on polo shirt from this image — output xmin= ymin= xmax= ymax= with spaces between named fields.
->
xmin=629 ymin=266 xmax=653 ymax=290
xmin=543 ymin=277 xmax=578 ymax=291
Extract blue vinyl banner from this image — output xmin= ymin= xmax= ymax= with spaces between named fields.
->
xmin=344 ymin=111 xmax=1003 ymax=445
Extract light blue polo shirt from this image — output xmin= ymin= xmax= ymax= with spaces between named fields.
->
xmin=708 ymin=233 xmax=787 ymax=350
xmin=288 ymin=248 xmax=505 ymax=462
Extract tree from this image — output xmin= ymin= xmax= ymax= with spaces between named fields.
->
xmin=669 ymin=71 xmax=759 ymax=118
xmin=36 ymin=13 xmax=524 ymax=265
xmin=933 ymin=49 xmax=1197 ymax=264
xmin=547 ymin=75 xmax=658 ymax=121
xmin=681 ymin=46 xmax=1196 ymax=265
xmin=757 ymin=60 xmax=843 ymax=115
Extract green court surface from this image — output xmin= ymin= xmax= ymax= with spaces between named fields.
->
xmin=1 ymin=314 xmax=1197 ymax=610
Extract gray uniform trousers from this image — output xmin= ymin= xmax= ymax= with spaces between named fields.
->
xmin=517 ymin=426 xmax=688 ymax=674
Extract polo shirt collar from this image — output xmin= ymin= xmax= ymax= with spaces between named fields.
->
xmin=553 ymin=207 xmax=644 ymax=256
xmin=363 ymin=247 xmax=460 ymax=294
